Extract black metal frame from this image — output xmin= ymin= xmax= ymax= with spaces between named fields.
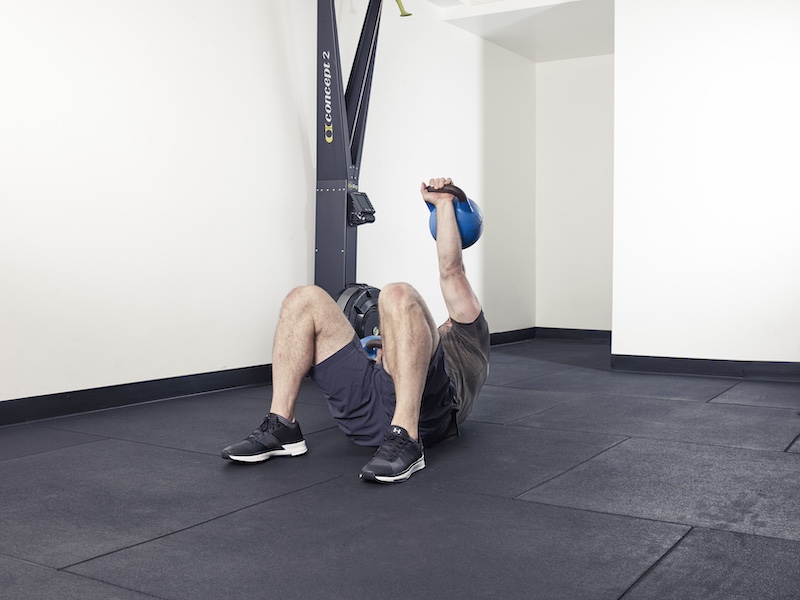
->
xmin=315 ymin=0 xmax=382 ymax=296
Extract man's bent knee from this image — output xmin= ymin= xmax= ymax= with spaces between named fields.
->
xmin=378 ymin=283 xmax=438 ymax=345
xmin=281 ymin=285 xmax=333 ymax=313
xmin=378 ymin=282 xmax=422 ymax=312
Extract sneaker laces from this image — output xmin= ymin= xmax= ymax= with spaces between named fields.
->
xmin=246 ymin=414 xmax=277 ymax=441
xmin=371 ymin=429 xmax=408 ymax=460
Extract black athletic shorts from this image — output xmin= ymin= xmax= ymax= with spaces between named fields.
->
xmin=310 ymin=336 xmax=456 ymax=447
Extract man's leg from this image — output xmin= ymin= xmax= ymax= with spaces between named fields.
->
xmin=360 ymin=282 xmax=439 ymax=483
xmin=377 ymin=282 xmax=439 ymax=441
xmin=269 ymin=285 xmax=356 ymax=421
xmin=222 ymin=285 xmax=355 ymax=462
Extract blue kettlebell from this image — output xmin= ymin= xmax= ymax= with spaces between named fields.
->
xmin=425 ymin=184 xmax=484 ymax=249
xmin=361 ymin=335 xmax=382 ymax=360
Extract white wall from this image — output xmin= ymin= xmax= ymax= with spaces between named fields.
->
xmin=0 ymin=0 xmax=312 ymax=402
xmin=0 ymin=0 xmax=537 ymax=402
xmin=356 ymin=0 xmax=537 ymax=331
xmin=614 ymin=0 xmax=800 ymax=362
xmin=535 ymin=54 xmax=614 ymax=331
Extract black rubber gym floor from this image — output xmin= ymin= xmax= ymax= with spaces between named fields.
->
xmin=3 ymin=338 xmax=800 ymax=599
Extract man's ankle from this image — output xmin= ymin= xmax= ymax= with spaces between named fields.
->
xmin=389 ymin=423 xmax=419 ymax=442
xmin=269 ymin=408 xmax=295 ymax=424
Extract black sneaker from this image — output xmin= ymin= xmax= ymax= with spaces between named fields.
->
xmin=360 ymin=425 xmax=425 ymax=483
xmin=221 ymin=413 xmax=308 ymax=463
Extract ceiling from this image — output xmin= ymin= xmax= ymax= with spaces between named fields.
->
xmin=427 ymin=0 xmax=614 ymax=62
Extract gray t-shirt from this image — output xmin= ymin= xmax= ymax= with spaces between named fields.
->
xmin=440 ymin=311 xmax=490 ymax=423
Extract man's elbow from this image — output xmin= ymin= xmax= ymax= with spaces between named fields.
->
xmin=440 ymin=263 xmax=467 ymax=281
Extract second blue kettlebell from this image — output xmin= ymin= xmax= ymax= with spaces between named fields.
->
xmin=426 ymin=184 xmax=484 ymax=249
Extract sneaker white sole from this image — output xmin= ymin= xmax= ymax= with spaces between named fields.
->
xmin=226 ymin=441 xmax=308 ymax=463
xmin=362 ymin=456 xmax=426 ymax=483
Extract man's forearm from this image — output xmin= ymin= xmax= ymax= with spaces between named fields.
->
xmin=421 ymin=177 xmax=482 ymax=324
xmin=434 ymin=197 xmax=465 ymax=279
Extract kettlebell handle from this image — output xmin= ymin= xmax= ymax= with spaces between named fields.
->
xmin=424 ymin=183 xmax=484 ymax=249
xmin=425 ymin=184 xmax=467 ymax=203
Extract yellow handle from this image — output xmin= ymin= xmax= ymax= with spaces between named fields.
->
xmin=395 ymin=0 xmax=412 ymax=17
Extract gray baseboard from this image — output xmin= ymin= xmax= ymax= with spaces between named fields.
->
xmin=0 ymin=365 xmax=272 ymax=427
xmin=491 ymin=327 xmax=611 ymax=345
xmin=612 ymin=354 xmax=800 ymax=381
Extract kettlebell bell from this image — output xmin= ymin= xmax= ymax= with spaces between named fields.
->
xmin=360 ymin=335 xmax=382 ymax=360
xmin=425 ymin=184 xmax=484 ymax=249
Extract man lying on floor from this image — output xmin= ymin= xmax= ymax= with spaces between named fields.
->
xmin=221 ymin=177 xmax=490 ymax=483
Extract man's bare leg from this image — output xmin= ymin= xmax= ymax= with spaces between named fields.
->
xmin=374 ymin=282 xmax=439 ymax=441
xmin=221 ymin=285 xmax=354 ymax=462
xmin=359 ymin=282 xmax=437 ymax=483
xmin=269 ymin=285 xmax=355 ymax=422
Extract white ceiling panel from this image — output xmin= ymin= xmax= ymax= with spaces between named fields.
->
xmin=432 ymin=0 xmax=614 ymax=62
